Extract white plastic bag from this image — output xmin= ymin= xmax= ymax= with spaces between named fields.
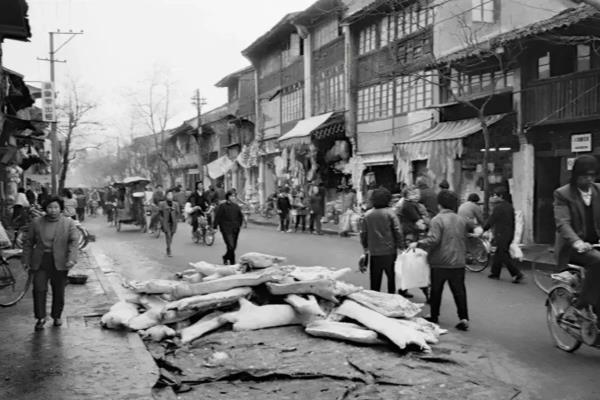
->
xmin=395 ymin=249 xmax=430 ymax=291
xmin=509 ymin=243 xmax=523 ymax=261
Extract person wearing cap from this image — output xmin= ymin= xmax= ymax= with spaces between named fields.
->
xmin=484 ymin=186 xmax=524 ymax=283
xmin=554 ymin=155 xmax=600 ymax=315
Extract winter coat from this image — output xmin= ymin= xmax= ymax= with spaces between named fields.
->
xmin=360 ymin=208 xmax=404 ymax=256
xmin=213 ymin=201 xmax=244 ymax=233
xmin=23 ymin=215 xmax=79 ymax=271
xmin=418 ymin=210 xmax=474 ymax=269
xmin=483 ymin=199 xmax=515 ymax=246
xmin=158 ymin=200 xmax=180 ymax=234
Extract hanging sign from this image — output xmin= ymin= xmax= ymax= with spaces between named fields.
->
xmin=41 ymin=82 xmax=56 ymax=122
xmin=571 ymin=133 xmax=592 ymax=153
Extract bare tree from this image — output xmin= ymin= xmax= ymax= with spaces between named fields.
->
xmin=130 ymin=68 xmax=179 ymax=186
xmin=56 ymin=80 xmax=99 ymax=191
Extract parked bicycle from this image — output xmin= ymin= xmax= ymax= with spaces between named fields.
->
xmin=0 ymin=248 xmax=28 ymax=307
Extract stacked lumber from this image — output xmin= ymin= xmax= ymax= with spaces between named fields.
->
xmin=101 ymin=252 xmax=443 ymax=352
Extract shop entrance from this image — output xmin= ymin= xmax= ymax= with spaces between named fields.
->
xmin=534 ymin=157 xmax=561 ymax=244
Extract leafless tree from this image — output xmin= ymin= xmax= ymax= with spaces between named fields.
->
xmin=130 ymin=68 xmax=179 ymax=186
xmin=56 ymin=80 xmax=99 ymax=191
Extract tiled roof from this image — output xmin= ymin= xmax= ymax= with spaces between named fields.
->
xmin=440 ymin=4 xmax=600 ymax=64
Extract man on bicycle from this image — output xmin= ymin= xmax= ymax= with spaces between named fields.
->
xmin=187 ymin=181 xmax=210 ymax=235
xmin=554 ymin=155 xmax=600 ymax=316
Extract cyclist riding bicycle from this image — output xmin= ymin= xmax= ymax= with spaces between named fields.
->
xmin=554 ymin=155 xmax=600 ymax=317
xmin=186 ymin=181 xmax=210 ymax=235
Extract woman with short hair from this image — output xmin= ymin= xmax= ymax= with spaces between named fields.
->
xmin=23 ymin=196 xmax=80 ymax=331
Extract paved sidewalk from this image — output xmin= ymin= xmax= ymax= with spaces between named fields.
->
xmin=248 ymin=214 xmax=361 ymax=237
xmin=0 ymin=249 xmax=160 ymax=400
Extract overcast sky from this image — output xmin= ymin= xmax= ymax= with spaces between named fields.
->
xmin=4 ymin=0 xmax=314 ymax=141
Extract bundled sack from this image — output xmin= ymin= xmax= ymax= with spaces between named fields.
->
xmin=395 ymin=249 xmax=430 ymax=291
xmin=239 ymin=252 xmax=286 ymax=269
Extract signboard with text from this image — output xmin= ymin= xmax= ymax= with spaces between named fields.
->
xmin=41 ymin=82 xmax=56 ymax=122
xmin=571 ymin=133 xmax=592 ymax=153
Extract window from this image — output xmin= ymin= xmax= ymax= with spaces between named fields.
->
xmin=577 ymin=44 xmax=591 ymax=72
xmin=281 ymin=84 xmax=304 ymax=123
xmin=313 ymin=65 xmax=345 ymax=115
xmin=282 ymin=33 xmax=302 ymax=67
xmin=449 ymin=68 xmax=514 ymax=98
xmin=537 ymin=52 xmax=550 ymax=79
xmin=379 ymin=16 xmax=395 ymax=47
xmin=358 ymin=24 xmax=377 ymax=55
xmin=395 ymin=71 xmax=434 ymax=114
xmin=357 ymin=81 xmax=394 ymax=122
xmin=312 ymin=18 xmax=340 ymax=49
xmin=397 ymin=2 xmax=433 ymax=39
xmin=472 ymin=0 xmax=495 ymax=23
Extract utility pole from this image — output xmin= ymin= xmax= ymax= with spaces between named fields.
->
xmin=191 ymin=89 xmax=207 ymax=181
xmin=37 ymin=29 xmax=83 ymax=194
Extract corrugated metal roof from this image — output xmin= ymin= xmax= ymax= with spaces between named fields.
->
xmin=440 ymin=4 xmax=600 ymax=64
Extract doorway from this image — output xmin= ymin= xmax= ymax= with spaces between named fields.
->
xmin=534 ymin=157 xmax=561 ymax=244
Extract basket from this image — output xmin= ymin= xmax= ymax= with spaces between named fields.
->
xmin=68 ymin=274 xmax=88 ymax=285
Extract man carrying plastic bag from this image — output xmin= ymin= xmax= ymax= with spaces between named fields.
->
xmin=409 ymin=190 xmax=476 ymax=331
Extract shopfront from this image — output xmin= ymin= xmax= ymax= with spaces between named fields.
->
xmin=393 ymin=113 xmax=518 ymax=202
xmin=529 ymin=125 xmax=600 ymax=243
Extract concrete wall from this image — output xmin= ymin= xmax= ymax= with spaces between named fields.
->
xmin=433 ymin=0 xmax=574 ymax=58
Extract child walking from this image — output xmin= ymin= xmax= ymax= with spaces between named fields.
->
xmin=410 ymin=190 xmax=474 ymax=331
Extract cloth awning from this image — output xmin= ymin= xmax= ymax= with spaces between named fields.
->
xmin=207 ymin=155 xmax=234 ymax=179
xmin=393 ymin=113 xmax=507 ymax=183
xmin=277 ymin=112 xmax=333 ymax=147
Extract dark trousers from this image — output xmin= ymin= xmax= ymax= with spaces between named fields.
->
xmin=309 ymin=213 xmax=322 ymax=233
xmin=76 ymin=207 xmax=85 ymax=222
xmin=221 ymin=228 xmax=240 ymax=265
xmin=570 ymin=249 xmax=600 ymax=311
xmin=279 ymin=212 xmax=290 ymax=231
xmin=370 ymin=254 xmax=396 ymax=294
xmin=295 ymin=215 xmax=306 ymax=231
xmin=163 ymin=223 xmax=176 ymax=252
xmin=491 ymin=240 xmax=521 ymax=278
xmin=429 ymin=268 xmax=469 ymax=321
xmin=33 ymin=253 xmax=68 ymax=320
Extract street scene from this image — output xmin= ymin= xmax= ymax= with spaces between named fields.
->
xmin=2 ymin=0 xmax=600 ymax=399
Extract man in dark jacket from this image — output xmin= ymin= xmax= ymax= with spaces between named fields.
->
xmin=309 ymin=184 xmax=325 ymax=234
xmin=360 ymin=187 xmax=404 ymax=294
xmin=484 ymin=186 xmax=523 ymax=283
xmin=553 ymin=155 xmax=600 ymax=314
xmin=213 ymin=191 xmax=244 ymax=265
xmin=276 ymin=187 xmax=292 ymax=232
xmin=188 ymin=181 xmax=210 ymax=234
xmin=413 ymin=190 xmax=474 ymax=331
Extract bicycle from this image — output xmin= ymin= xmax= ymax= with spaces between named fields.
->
xmin=192 ymin=214 xmax=215 ymax=246
xmin=0 ymin=248 xmax=29 ymax=307
xmin=465 ymin=235 xmax=494 ymax=272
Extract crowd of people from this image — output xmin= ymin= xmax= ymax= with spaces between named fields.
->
xmin=360 ymin=176 xmax=523 ymax=332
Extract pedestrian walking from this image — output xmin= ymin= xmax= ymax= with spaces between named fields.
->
xmin=276 ymin=188 xmax=292 ymax=232
xmin=293 ymin=192 xmax=308 ymax=232
xmin=458 ymin=193 xmax=484 ymax=226
xmin=22 ymin=196 xmax=79 ymax=331
xmin=360 ymin=187 xmax=404 ymax=294
xmin=411 ymin=190 xmax=474 ymax=331
xmin=484 ymin=187 xmax=524 ymax=283
xmin=416 ymin=176 xmax=438 ymax=219
xmin=61 ymin=188 xmax=77 ymax=220
xmin=74 ymin=189 xmax=86 ymax=221
xmin=213 ymin=190 xmax=244 ymax=265
xmin=309 ymin=184 xmax=325 ymax=234
xmin=158 ymin=190 xmax=180 ymax=257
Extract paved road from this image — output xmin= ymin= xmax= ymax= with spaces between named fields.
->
xmin=87 ymin=217 xmax=600 ymax=400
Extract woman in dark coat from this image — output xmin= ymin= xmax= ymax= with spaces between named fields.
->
xmin=23 ymin=196 xmax=79 ymax=331
xmin=158 ymin=190 xmax=180 ymax=257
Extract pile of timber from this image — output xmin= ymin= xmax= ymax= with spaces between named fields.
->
xmin=100 ymin=252 xmax=443 ymax=353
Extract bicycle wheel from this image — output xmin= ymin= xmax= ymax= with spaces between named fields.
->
xmin=546 ymin=286 xmax=582 ymax=352
xmin=203 ymin=227 xmax=215 ymax=246
xmin=0 ymin=254 xmax=31 ymax=307
xmin=192 ymin=229 xmax=201 ymax=244
xmin=466 ymin=237 xmax=490 ymax=272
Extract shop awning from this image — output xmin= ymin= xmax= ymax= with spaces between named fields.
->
xmin=393 ymin=113 xmax=507 ymax=183
xmin=277 ymin=112 xmax=333 ymax=147
xmin=358 ymin=152 xmax=394 ymax=166
xmin=396 ymin=114 xmax=506 ymax=144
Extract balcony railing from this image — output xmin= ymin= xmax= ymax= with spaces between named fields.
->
xmin=523 ymin=69 xmax=600 ymax=126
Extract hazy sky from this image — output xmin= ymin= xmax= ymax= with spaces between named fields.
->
xmin=4 ymin=0 xmax=315 ymax=141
